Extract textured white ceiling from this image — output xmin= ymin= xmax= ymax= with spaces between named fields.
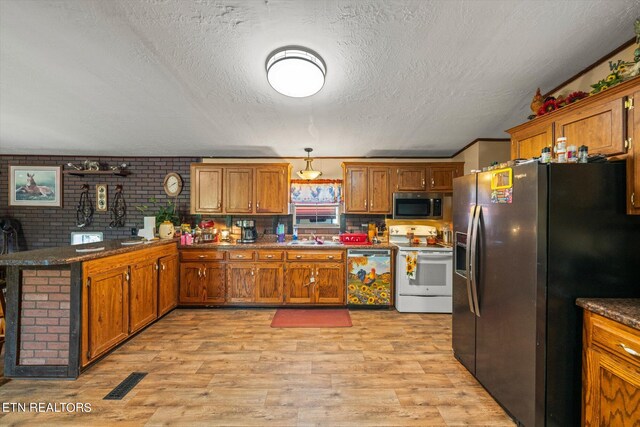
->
xmin=1 ymin=0 xmax=638 ymax=157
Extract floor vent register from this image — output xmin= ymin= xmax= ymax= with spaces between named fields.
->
xmin=103 ymin=372 xmax=147 ymax=400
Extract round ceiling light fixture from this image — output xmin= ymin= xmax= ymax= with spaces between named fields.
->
xmin=266 ymin=47 xmax=326 ymax=98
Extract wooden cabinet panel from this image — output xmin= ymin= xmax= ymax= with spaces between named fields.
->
xmin=629 ymin=90 xmax=640 ymax=215
xmin=129 ymin=258 xmax=158 ymax=333
xmin=555 ymin=97 xmax=625 ymax=156
xmin=344 ymin=166 xmax=369 ymax=213
xmin=227 ymin=264 xmax=255 ymax=303
xmin=287 ymin=250 xmax=343 ymax=262
xmin=190 ymin=164 xmax=223 ymax=214
xmin=396 ymin=166 xmax=426 ymax=191
xmin=368 ymin=167 xmax=391 ymax=213
xmin=256 ymin=167 xmax=287 ymax=214
xmin=225 ymin=168 xmax=253 ymax=213
xmin=428 ymin=165 xmax=462 ymax=193
xmin=255 ymin=263 xmax=284 ymax=304
xmin=83 ymin=265 xmax=129 ymax=365
xmin=203 ymin=264 xmax=226 ymax=303
xmin=284 ymin=264 xmax=314 ymax=304
xmin=179 ymin=263 xmax=206 ymax=303
xmin=582 ymin=311 xmax=640 ymax=426
xmin=158 ymin=253 xmax=178 ymax=317
xmin=181 ymin=250 xmax=225 ymax=262
xmin=257 ymin=250 xmax=284 ymax=261
xmin=511 ymin=124 xmax=554 ymax=160
xmin=227 ymin=250 xmax=255 ymax=261
xmin=315 ymin=263 xmax=345 ymax=304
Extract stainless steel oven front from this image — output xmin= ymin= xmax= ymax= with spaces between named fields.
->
xmin=392 ymin=192 xmax=443 ymax=219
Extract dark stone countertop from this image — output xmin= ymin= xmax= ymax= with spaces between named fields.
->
xmin=0 ymin=238 xmax=177 ymax=266
xmin=576 ymin=298 xmax=640 ymax=331
xmin=179 ymin=241 xmax=397 ymax=250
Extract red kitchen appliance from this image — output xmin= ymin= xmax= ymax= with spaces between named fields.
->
xmin=339 ymin=233 xmax=371 ymax=245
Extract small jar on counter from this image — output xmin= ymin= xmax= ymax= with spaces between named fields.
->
xmin=567 ymin=145 xmax=578 ymax=163
xmin=540 ymin=147 xmax=551 ymax=163
xmin=578 ymin=145 xmax=589 ymax=163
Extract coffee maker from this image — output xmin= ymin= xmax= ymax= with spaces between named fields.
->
xmin=236 ymin=219 xmax=257 ymax=243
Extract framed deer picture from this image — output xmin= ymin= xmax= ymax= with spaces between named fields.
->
xmin=9 ymin=165 xmax=62 ymax=207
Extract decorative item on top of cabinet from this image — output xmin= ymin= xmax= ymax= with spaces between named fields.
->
xmin=582 ymin=310 xmax=640 ymax=426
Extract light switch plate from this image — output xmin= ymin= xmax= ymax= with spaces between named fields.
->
xmin=96 ymin=184 xmax=107 ymax=212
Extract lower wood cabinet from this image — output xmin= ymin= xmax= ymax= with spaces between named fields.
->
xmin=84 ymin=265 xmax=129 ymax=364
xmin=82 ymin=243 xmax=178 ymax=367
xmin=284 ymin=263 xmax=315 ymax=304
xmin=315 ymin=263 xmax=345 ymax=304
xmin=255 ymin=263 xmax=284 ymax=304
xmin=227 ymin=263 xmax=255 ymax=303
xmin=129 ymin=257 xmax=158 ymax=334
xmin=582 ymin=310 xmax=640 ymax=425
xmin=284 ymin=261 xmax=345 ymax=305
xmin=158 ymin=253 xmax=179 ymax=316
xmin=179 ymin=262 xmax=226 ymax=304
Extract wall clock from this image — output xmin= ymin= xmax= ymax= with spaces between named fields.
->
xmin=163 ymin=172 xmax=183 ymax=197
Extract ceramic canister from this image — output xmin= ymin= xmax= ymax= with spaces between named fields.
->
xmin=158 ymin=221 xmax=175 ymax=239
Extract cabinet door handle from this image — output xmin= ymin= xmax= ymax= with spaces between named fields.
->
xmin=125 ymin=273 xmax=130 ymax=281
xmin=266 ymin=255 xmax=273 ymax=259
xmin=422 ymin=178 xmax=425 ymax=187
xmin=161 ymin=263 xmax=166 ymax=271
xmin=256 ymin=201 xmax=260 ymax=210
xmin=202 ymin=268 xmax=206 ymax=278
xmin=197 ymin=268 xmax=201 ymax=278
xmin=236 ymin=255 xmax=244 ymax=258
xmin=251 ymin=269 xmax=254 ymax=276
xmin=198 ymin=255 xmax=206 ymax=258
xmin=155 ymin=263 xmax=159 ymax=271
xmin=248 ymin=201 xmax=252 ymax=209
xmin=327 ymin=255 xmax=334 ymax=259
xmin=296 ymin=255 xmax=302 ymax=259
xmin=364 ymin=199 xmax=367 ymax=208
xmin=217 ymin=200 xmax=221 ymax=209
xmin=619 ymin=343 xmax=640 ymax=358
xmin=431 ymin=178 xmax=435 ymax=187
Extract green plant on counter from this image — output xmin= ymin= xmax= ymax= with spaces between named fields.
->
xmin=136 ymin=196 xmax=181 ymax=228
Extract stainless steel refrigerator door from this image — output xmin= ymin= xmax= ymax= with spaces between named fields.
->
xmin=474 ymin=163 xmax=540 ymax=427
xmin=452 ymin=173 xmax=477 ymax=374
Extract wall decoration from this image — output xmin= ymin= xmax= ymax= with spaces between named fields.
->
xmin=76 ymin=184 xmax=94 ymax=228
xmin=9 ymin=165 xmax=62 ymax=207
xmin=96 ymin=184 xmax=107 ymax=212
xmin=109 ymin=185 xmax=126 ymax=228
xmin=290 ymin=179 xmax=342 ymax=204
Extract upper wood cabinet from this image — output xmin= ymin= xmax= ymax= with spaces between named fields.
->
xmin=368 ymin=167 xmax=392 ymax=213
xmin=344 ymin=166 xmax=369 ymax=213
xmin=190 ymin=164 xmax=223 ymax=214
xmin=554 ymin=97 xmax=625 ymax=156
xmin=225 ymin=168 xmax=253 ymax=214
xmin=255 ymin=167 xmax=288 ymax=214
xmin=428 ymin=164 xmax=464 ymax=192
xmin=510 ymin=124 xmax=554 ymax=160
xmin=190 ymin=163 xmax=290 ymax=215
xmin=396 ymin=166 xmax=426 ymax=191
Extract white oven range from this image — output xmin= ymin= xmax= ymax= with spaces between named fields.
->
xmin=390 ymin=225 xmax=453 ymax=313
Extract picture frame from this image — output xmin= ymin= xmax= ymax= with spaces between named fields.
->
xmin=9 ymin=165 xmax=62 ymax=207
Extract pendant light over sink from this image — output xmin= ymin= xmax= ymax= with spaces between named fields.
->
xmin=266 ymin=47 xmax=326 ymax=98
xmin=297 ymin=148 xmax=322 ymax=180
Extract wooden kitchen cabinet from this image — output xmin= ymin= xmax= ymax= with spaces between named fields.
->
xmin=82 ymin=265 xmax=129 ymax=366
xmin=190 ymin=164 xmax=223 ymax=214
xmin=225 ymin=167 xmax=253 ymax=214
xmin=284 ymin=263 xmax=315 ymax=304
xmin=582 ymin=310 xmax=640 ymax=426
xmin=128 ymin=257 xmax=158 ymax=334
xmin=179 ymin=262 xmax=226 ymax=304
xmin=555 ymin=96 xmax=625 ymax=156
xmin=344 ymin=166 xmax=369 ymax=213
xmin=157 ymin=252 xmax=178 ymax=317
xmin=395 ymin=166 xmax=427 ymax=191
xmin=255 ymin=166 xmax=288 ymax=214
xmin=255 ymin=263 xmax=284 ymax=304
xmin=226 ymin=263 xmax=255 ymax=303
xmin=368 ymin=166 xmax=392 ymax=213
xmin=428 ymin=164 xmax=464 ymax=193
xmin=315 ymin=263 xmax=345 ymax=304
xmin=510 ymin=123 xmax=554 ymax=160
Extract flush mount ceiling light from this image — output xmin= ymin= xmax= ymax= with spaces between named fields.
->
xmin=266 ymin=47 xmax=326 ymax=98
xmin=297 ymin=148 xmax=322 ymax=180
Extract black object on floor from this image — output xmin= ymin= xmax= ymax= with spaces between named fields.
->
xmin=103 ymin=372 xmax=147 ymax=400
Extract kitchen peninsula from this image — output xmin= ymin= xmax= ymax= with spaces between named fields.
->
xmin=0 ymin=238 xmax=395 ymax=379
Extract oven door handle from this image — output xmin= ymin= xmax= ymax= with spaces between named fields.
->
xmin=465 ymin=205 xmax=477 ymax=314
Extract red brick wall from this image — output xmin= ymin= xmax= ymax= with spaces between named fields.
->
xmin=19 ymin=269 xmax=71 ymax=365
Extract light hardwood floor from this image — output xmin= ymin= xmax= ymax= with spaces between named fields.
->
xmin=0 ymin=309 xmax=514 ymax=426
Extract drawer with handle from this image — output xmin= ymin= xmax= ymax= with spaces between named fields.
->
xmin=227 ymin=250 xmax=256 ymax=261
xmin=181 ymin=250 xmax=225 ymax=261
xmin=257 ymin=250 xmax=284 ymax=261
xmin=286 ymin=250 xmax=344 ymax=261
xmin=590 ymin=313 xmax=640 ymax=367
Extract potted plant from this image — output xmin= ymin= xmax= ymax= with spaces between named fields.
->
xmin=136 ymin=196 xmax=181 ymax=230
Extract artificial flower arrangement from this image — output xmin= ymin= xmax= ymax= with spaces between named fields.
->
xmin=531 ymin=90 xmax=589 ymax=118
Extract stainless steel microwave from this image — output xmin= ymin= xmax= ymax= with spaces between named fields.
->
xmin=392 ymin=192 xmax=443 ymax=219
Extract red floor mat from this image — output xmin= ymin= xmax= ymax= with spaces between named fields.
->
xmin=270 ymin=309 xmax=352 ymax=328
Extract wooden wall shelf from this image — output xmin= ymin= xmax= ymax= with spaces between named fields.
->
xmin=63 ymin=170 xmax=130 ymax=177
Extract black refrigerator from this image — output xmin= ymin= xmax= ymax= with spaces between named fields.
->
xmin=452 ymin=162 xmax=640 ymax=427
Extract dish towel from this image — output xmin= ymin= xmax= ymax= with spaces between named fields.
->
xmin=405 ymin=252 xmax=418 ymax=279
